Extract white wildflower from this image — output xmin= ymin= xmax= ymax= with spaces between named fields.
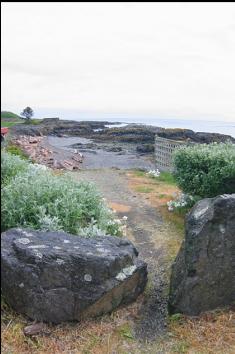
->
xmin=147 ymin=169 xmax=161 ymax=178
xmin=167 ymin=193 xmax=195 ymax=212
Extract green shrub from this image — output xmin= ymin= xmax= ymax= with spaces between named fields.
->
xmin=1 ymin=152 xmax=122 ymax=237
xmin=173 ymin=142 xmax=235 ymax=198
xmin=1 ymin=151 xmax=30 ymax=185
xmin=5 ymin=145 xmax=29 ymax=160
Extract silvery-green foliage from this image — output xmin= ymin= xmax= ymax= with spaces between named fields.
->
xmin=37 ymin=206 xmax=63 ymax=231
xmin=173 ymin=142 xmax=235 ymax=197
xmin=1 ymin=150 xmax=30 ymax=184
xmin=1 ymin=152 xmax=122 ymax=237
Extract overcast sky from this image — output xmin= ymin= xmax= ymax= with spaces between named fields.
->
xmin=2 ymin=2 xmax=235 ymax=122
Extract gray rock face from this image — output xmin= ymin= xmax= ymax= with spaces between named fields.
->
xmin=169 ymin=194 xmax=235 ymax=315
xmin=158 ymin=129 xmax=235 ymax=144
xmin=1 ymin=228 xmax=147 ymax=323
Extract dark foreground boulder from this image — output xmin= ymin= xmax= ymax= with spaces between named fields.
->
xmin=169 ymin=194 xmax=235 ymax=315
xmin=1 ymin=228 xmax=147 ymax=323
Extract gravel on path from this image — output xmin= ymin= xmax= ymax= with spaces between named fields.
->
xmin=74 ymin=168 xmax=180 ymax=341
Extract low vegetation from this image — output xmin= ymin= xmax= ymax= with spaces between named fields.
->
xmin=1 ymin=111 xmax=24 ymax=127
xmin=1 ymin=110 xmax=41 ymax=127
xmin=149 ymin=170 xmax=177 ymax=185
xmin=1 ymin=121 xmax=23 ymax=127
xmin=5 ymin=144 xmax=29 ymax=160
xmin=168 ymin=308 xmax=235 ymax=354
xmin=1 ymin=151 xmax=122 ymax=237
xmin=173 ymin=142 xmax=235 ymax=198
xmin=23 ymin=118 xmax=42 ymax=125
xmin=129 ymin=169 xmax=185 ymax=234
xmin=2 ymin=288 xmax=234 ymax=354
xmin=1 ymin=151 xmax=30 ymax=184
xmin=1 ymin=111 xmax=22 ymax=120
xmin=2 ymin=299 xmax=234 ymax=354
xmin=135 ymin=185 xmax=154 ymax=193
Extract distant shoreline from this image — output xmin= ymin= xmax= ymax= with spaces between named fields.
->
xmin=37 ymin=117 xmax=235 ymax=138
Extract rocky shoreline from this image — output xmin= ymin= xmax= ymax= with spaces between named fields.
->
xmin=11 ymin=135 xmax=83 ymax=170
xmin=11 ymin=118 xmax=235 ymax=145
xmin=9 ymin=118 xmax=235 ymax=170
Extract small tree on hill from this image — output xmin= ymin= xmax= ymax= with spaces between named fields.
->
xmin=21 ymin=107 xmax=34 ymax=120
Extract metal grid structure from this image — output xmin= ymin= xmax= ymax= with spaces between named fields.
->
xmin=155 ymin=136 xmax=192 ymax=171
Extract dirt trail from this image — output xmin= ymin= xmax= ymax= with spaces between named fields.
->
xmin=74 ymin=168 xmax=181 ymax=341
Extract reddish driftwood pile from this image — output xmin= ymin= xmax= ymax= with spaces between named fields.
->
xmin=12 ymin=136 xmax=83 ymax=170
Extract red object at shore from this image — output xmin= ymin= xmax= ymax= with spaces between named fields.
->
xmin=1 ymin=127 xmax=9 ymax=135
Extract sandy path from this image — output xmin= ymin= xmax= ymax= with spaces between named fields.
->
xmin=74 ymin=168 xmax=181 ymax=341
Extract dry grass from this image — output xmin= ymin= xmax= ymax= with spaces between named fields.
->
xmin=2 ymin=301 xmax=235 ymax=354
xmin=167 ymin=307 xmax=235 ymax=354
xmin=127 ymin=171 xmax=180 ymax=208
xmin=108 ymin=202 xmax=131 ymax=213
xmin=127 ymin=170 xmax=185 ymax=236
xmin=1 ymin=298 xmax=143 ymax=354
xmin=126 ymin=170 xmax=184 ymax=263
xmin=134 ymin=185 xmax=154 ymax=193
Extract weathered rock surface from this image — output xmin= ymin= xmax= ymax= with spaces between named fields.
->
xmin=92 ymin=126 xmax=161 ymax=144
xmin=157 ymin=128 xmax=235 ymax=144
xmin=1 ymin=228 xmax=147 ymax=323
xmin=169 ymin=194 xmax=235 ymax=315
xmin=10 ymin=120 xmax=120 ymax=138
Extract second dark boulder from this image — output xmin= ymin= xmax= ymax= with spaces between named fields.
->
xmin=169 ymin=194 xmax=235 ymax=315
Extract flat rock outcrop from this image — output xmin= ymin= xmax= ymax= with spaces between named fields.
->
xmin=169 ymin=194 xmax=235 ymax=315
xmin=157 ymin=128 xmax=235 ymax=144
xmin=92 ymin=126 xmax=161 ymax=143
xmin=10 ymin=120 xmax=120 ymax=137
xmin=1 ymin=228 xmax=147 ymax=323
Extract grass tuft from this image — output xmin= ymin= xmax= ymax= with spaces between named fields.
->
xmin=135 ymin=185 xmax=154 ymax=193
xmin=156 ymin=172 xmax=176 ymax=185
xmin=5 ymin=144 xmax=29 ymax=160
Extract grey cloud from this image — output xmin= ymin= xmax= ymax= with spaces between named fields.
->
xmin=2 ymin=3 xmax=235 ymax=122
